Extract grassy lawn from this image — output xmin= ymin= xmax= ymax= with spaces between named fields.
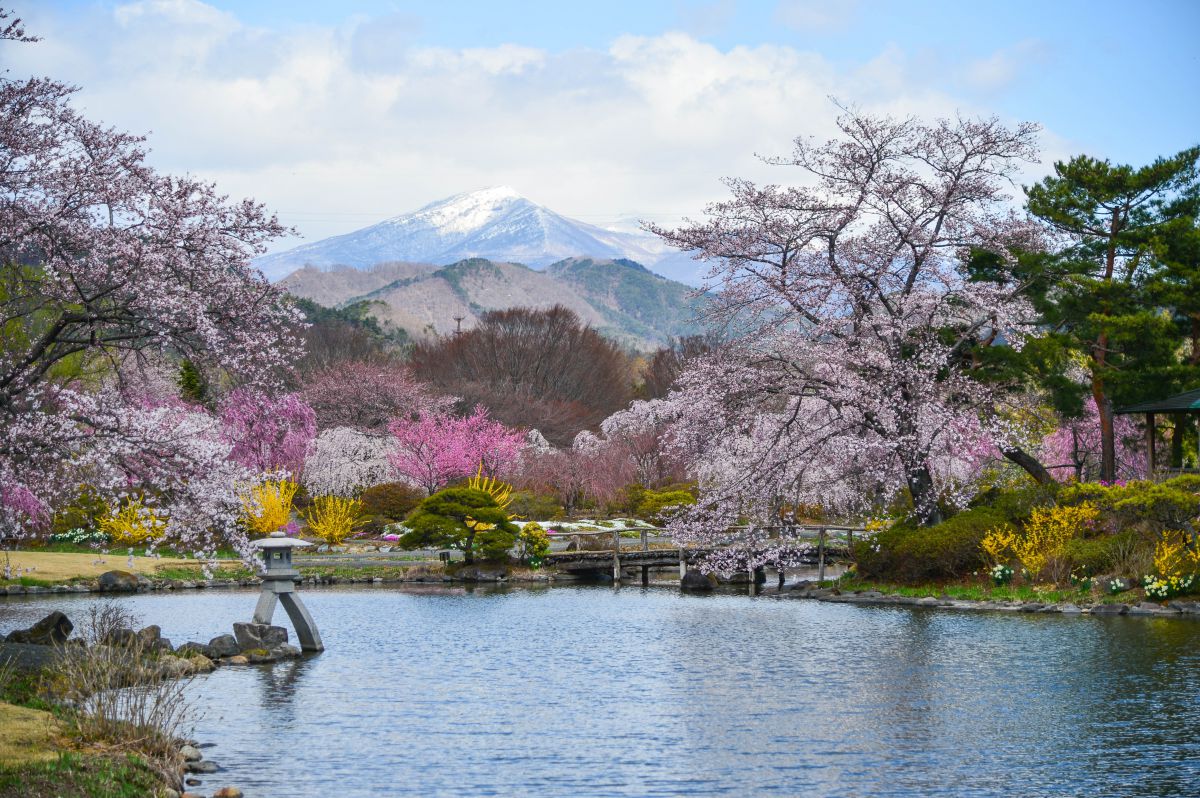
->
xmin=0 ymin=701 xmax=60 ymax=765
xmin=32 ymin=543 xmax=242 ymax=559
xmin=1 ymin=657 xmax=171 ymax=797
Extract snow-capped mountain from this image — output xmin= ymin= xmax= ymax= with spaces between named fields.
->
xmin=253 ymin=186 xmax=702 ymax=284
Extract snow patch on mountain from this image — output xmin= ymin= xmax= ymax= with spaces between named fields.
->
xmin=253 ymin=187 xmax=704 ymax=284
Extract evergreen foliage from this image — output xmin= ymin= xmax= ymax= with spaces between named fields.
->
xmin=177 ymin=359 xmax=208 ymax=406
xmin=400 ymin=487 xmax=519 ymax=563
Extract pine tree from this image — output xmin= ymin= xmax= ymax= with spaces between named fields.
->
xmin=1025 ymin=147 xmax=1200 ymax=481
xmin=177 ymin=359 xmax=209 ymax=406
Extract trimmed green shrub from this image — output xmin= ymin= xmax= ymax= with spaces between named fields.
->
xmin=359 ymin=482 xmax=424 ymax=520
xmin=854 ymin=507 xmax=1008 ymax=583
xmin=1062 ymin=531 xmax=1151 ymax=576
xmin=1058 ymin=477 xmax=1200 ymax=536
xmin=971 ymin=482 xmax=1059 ymax=523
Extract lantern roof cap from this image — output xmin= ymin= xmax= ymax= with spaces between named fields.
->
xmin=250 ymin=531 xmax=313 ymax=549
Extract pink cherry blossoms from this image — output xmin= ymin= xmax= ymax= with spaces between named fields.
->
xmin=220 ymin=389 xmax=317 ymax=478
xmin=0 ymin=21 xmax=300 ymax=553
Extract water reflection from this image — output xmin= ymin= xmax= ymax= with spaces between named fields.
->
xmin=3 ymin=586 xmax=1199 ymax=797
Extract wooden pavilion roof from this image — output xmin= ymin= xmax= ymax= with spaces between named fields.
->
xmin=1114 ymin=388 xmax=1200 ymax=415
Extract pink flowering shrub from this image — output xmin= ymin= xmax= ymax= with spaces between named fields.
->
xmin=1040 ymin=403 xmax=1146 ymax=482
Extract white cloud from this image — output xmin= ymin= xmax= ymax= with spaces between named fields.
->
xmin=6 ymin=3 xmax=1063 ymax=254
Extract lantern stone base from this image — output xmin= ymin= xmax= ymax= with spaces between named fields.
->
xmin=251 ymin=589 xmax=323 ymax=652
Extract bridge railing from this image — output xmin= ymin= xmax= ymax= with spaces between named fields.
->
xmin=544 ymin=523 xmax=871 ymax=585
xmin=545 ymin=526 xmax=669 ymax=554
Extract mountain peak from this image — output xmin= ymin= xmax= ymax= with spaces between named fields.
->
xmin=403 ymin=185 xmax=531 ymax=236
xmin=253 ymin=187 xmax=706 ymax=285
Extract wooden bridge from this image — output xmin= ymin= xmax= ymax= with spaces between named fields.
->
xmin=543 ymin=525 xmax=864 ymax=586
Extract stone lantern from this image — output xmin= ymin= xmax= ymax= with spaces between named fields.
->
xmin=249 ymin=531 xmax=323 ymax=652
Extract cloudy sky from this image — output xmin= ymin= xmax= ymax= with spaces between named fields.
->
xmin=5 ymin=0 xmax=1198 ymax=253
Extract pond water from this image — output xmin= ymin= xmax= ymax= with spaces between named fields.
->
xmin=3 ymin=585 xmax=1199 ymax=797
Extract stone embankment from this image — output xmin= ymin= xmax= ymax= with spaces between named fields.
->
xmin=784 ymin=581 xmax=1200 ymax=617
xmin=0 ymin=565 xmax=559 ymax=597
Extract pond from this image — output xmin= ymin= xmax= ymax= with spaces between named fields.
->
xmin=3 ymin=585 xmax=1199 ymax=797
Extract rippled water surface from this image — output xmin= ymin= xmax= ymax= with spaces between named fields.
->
xmin=3 ymin=585 xmax=1199 ymax=797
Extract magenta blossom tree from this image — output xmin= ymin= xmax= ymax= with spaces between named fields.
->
xmin=387 ymin=407 xmax=524 ymax=495
xmin=220 ymin=389 xmax=317 ymax=478
xmin=1040 ymin=403 xmax=1146 ymax=483
xmin=648 ymin=108 xmax=1043 ymax=566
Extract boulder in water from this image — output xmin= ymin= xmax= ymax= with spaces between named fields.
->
xmin=4 ymin=610 xmax=73 ymax=645
xmin=681 ymin=569 xmax=716 ymax=592
xmin=232 ymin=622 xmax=288 ymax=651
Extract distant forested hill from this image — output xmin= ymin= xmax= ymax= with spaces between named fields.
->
xmin=281 ymin=256 xmax=705 ymax=350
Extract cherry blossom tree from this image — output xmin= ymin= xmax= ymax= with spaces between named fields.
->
xmin=387 ymin=407 xmax=524 ymax=495
xmin=219 ymin=389 xmax=317 ymax=478
xmin=599 ymin=399 xmax=686 ymax=487
xmin=0 ymin=14 xmax=299 ymax=547
xmin=302 ymin=360 xmax=453 ymax=431
xmin=518 ymin=430 xmax=635 ymax=516
xmin=649 ymin=108 xmax=1042 ymax=556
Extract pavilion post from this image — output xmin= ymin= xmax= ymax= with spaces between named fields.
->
xmin=1171 ymin=413 xmax=1186 ymax=469
xmin=1146 ymin=413 xmax=1156 ymax=479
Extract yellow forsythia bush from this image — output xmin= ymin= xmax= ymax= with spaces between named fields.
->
xmin=1152 ymin=529 xmax=1200 ymax=580
xmin=980 ymin=527 xmax=1017 ymax=566
xmin=241 ymin=479 xmax=298 ymax=537
xmin=99 ymin=497 xmax=167 ymax=546
xmin=980 ymin=502 xmax=1099 ymax=583
xmin=303 ymin=495 xmax=366 ymax=545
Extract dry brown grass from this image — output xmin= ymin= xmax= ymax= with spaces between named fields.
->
xmin=1 ymin=550 xmax=217 ymax=582
xmin=42 ymin=605 xmax=195 ymax=787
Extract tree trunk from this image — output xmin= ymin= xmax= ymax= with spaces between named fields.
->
xmin=907 ymin=463 xmax=943 ymax=527
xmin=1092 ymin=373 xmax=1116 ymax=482
xmin=1092 ymin=210 xmax=1120 ymax=483
xmin=464 ymin=530 xmax=475 ymax=564
xmin=1000 ymin=447 xmax=1054 ymax=485
xmin=1192 ymin=315 xmax=1200 ymax=367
